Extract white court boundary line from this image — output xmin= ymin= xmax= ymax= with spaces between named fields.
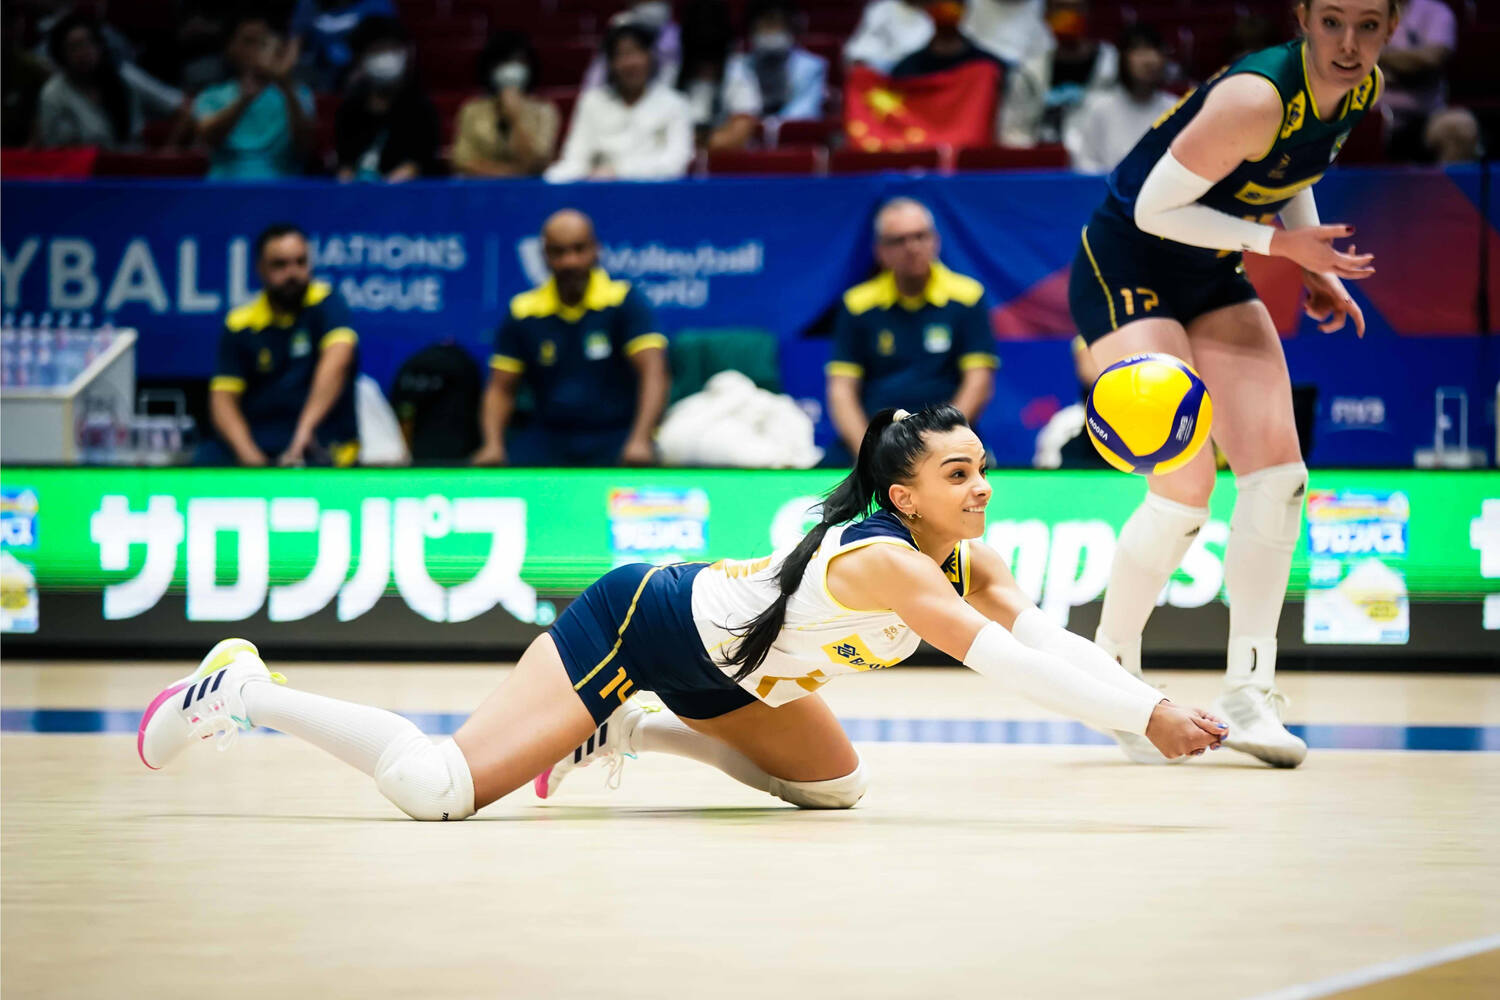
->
xmin=1243 ymin=932 xmax=1500 ymax=1000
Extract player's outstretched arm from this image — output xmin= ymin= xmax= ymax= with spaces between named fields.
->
xmin=961 ymin=540 xmax=1226 ymax=755
xmin=836 ymin=544 xmax=1223 ymax=759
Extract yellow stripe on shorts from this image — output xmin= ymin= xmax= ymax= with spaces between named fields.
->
xmin=572 ymin=566 xmax=662 ymax=692
xmin=1080 ymin=226 xmax=1118 ymax=331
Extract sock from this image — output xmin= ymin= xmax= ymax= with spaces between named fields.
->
xmin=1224 ymin=462 xmax=1307 ymax=690
xmin=241 ymin=679 xmax=423 ymax=777
xmin=630 ymin=709 xmax=775 ymax=794
xmin=1096 ymin=492 xmax=1210 ymax=673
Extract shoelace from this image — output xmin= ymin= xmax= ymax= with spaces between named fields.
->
xmin=1264 ymin=686 xmax=1290 ymax=720
xmin=190 ymin=670 xmax=287 ymax=753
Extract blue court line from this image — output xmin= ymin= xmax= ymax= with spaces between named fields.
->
xmin=4 ymin=708 xmax=1499 ymax=751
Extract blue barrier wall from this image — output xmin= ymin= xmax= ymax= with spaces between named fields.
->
xmin=2 ymin=167 xmax=1495 ymax=466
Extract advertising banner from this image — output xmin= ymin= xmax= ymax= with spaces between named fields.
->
xmin=3 ymin=467 xmax=1494 ymax=658
xmin=3 ymin=168 xmax=1496 ymax=467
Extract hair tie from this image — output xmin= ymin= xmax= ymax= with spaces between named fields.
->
xmin=892 ymin=409 xmax=910 ymax=422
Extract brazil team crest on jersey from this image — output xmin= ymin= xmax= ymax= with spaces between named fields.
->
xmin=290 ymin=331 xmax=311 ymax=358
xmin=539 ymin=340 xmax=557 ymax=366
xmin=877 ymin=330 xmax=895 ymax=356
xmin=822 ymin=635 xmax=897 ymax=671
xmin=584 ymin=332 xmax=612 ymax=360
xmin=923 ymin=324 xmax=952 ymax=353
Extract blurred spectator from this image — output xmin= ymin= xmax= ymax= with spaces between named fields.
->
xmin=584 ymin=1 xmax=683 ymax=89
xmin=728 ymin=0 xmax=827 ymax=125
xmin=844 ymin=0 xmax=932 ymax=74
xmin=545 ymin=22 xmax=694 ymax=182
xmin=334 ymin=17 xmax=438 ymax=182
xmin=452 ymin=32 xmax=560 ymax=178
xmin=961 ymin=0 xmax=1049 ymax=66
xmin=206 ymin=224 xmax=360 ymax=468
xmin=33 ymin=3 xmax=185 ymax=121
xmin=291 ymin=0 xmax=395 ymax=92
xmin=474 ymin=210 xmax=670 ymax=468
xmin=825 ymin=198 xmax=997 ymax=460
xmin=1425 ymin=107 xmax=1482 ymax=165
xmin=677 ymin=0 xmax=761 ymax=150
xmin=891 ymin=1 xmax=1001 ymax=78
xmin=1000 ymin=0 xmax=1116 ymax=148
xmin=193 ymin=15 xmax=314 ymax=180
xmin=3 ymin=2 xmax=51 ymax=147
xmin=1379 ymin=0 xmax=1456 ymax=162
xmin=1066 ymin=24 xmax=1176 ymax=174
xmin=36 ymin=13 xmax=139 ymax=148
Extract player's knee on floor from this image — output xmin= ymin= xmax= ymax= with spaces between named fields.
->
xmin=1230 ymin=462 xmax=1307 ymax=551
xmin=375 ymin=733 xmax=476 ymax=821
xmin=768 ymin=759 xmax=868 ymax=810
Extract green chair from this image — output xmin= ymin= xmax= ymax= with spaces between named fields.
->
xmin=667 ymin=329 xmax=782 ymax=405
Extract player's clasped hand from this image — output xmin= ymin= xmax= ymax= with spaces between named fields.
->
xmin=1144 ymin=701 xmax=1228 ymax=759
xmin=1302 ymin=264 xmax=1366 ymax=338
xmin=1270 ymin=224 xmax=1375 ymax=281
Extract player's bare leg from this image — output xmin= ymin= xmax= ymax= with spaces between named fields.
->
xmin=1187 ymin=299 xmax=1308 ymax=767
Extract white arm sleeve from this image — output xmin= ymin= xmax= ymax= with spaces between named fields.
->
xmin=1278 ymin=186 xmax=1320 ymax=230
xmin=1134 ymin=150 xmax=1277 ymax=256
xmin=962 ymin=621 xmax=1161 ymax=735
xmin=1010 ymin=608 xmax=1165 ymax=702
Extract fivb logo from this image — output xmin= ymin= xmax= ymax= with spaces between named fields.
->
xmin=88 ymin=494 xmax=540 ymax=625
xmin=1174 ymin=415 xmax=1195 ymax=444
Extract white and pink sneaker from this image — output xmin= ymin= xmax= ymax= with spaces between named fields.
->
xmin=138 ymin=638 xmax=285 ymax=770
xmin=534 ymin=698 xmax=656 ymax=799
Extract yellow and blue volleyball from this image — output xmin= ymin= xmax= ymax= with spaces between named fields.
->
xmin=1085 ymin=353 xmax=1213 ymax=475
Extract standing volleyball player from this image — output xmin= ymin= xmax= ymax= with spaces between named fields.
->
xmin=139 ymin=406 xmax=1226 ymax=821
xmin=1068 ymin=0 xmax=1396 ymax=767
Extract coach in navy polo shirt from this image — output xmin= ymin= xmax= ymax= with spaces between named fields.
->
xmin=207 ymin=223 xmax=360 ymax=466
xmin=826 ymin=198 xmax=998 ymax=459
xmin=474 ymin=209 xmax=670 ymax=467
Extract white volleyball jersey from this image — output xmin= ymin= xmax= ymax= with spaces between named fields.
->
xmin=689 ymin=509 xmax=972 ymax=707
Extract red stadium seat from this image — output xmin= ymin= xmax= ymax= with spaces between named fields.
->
xmin=93 ymin=151 xmax=209 ymax=177
xmin=828 ymin=147 xmax=943 ymax=174
xmin=1334 ymin=106 xmax=1386 ymax=165
xmin=772 ymin=118 xmax=837 ymax=148
xmin=417 ymin=40 xmax=487 ymax=90
xmin=534 ymin=40 xmax=600 ymax=89
xmin=408 ymin=15 xmax=490 ymax=45
xmin=954 ymin=144 xmax=1068 ymax=170
xmin=706 ymin=146 xmax=824 ymax=175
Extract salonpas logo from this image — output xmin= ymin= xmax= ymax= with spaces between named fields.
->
xmin=89 ymin=495 xmax=541 ymax=625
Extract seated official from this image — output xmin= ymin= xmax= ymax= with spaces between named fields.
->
xmin=474 ymin=209 xmax=670 ymax=467
xmin=205 ymin=224 xmax=360 ymax=467
xmin=826 ymin=197 xmax=998 ymax=460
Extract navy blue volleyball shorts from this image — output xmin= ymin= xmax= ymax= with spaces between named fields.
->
xmin=549 ymin=562 xmax=758 ymax=724
xmin=1068 ymin=208 xmax=1259 ymax=345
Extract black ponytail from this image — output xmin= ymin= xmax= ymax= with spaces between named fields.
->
xmin=721 ymin=403 xmax=969 ymax=681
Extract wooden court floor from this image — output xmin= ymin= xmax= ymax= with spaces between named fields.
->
xmin=3 ymin=662 xmax=1498 ymax=999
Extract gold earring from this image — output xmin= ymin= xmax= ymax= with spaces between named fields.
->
xmin=909 ymin=509 xmax=922 ymax=521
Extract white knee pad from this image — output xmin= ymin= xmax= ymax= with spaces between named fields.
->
xmin=1119 ymin=492 xmax=1210 ymax=575
xmin=768 ymin=759 xmax=868 ymax=810
xmin=1230 ymin=462 xmax=1308 ymax=552
xmin=375 ymin=733 xmax=476 ymax=821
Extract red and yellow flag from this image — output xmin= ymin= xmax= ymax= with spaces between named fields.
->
xmin=843 ymin=61 xmax=1001 ymax=152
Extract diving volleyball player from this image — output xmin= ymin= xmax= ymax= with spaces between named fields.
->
xmin=1067 ymin=0 xmax=1397 ymax=767
xmin=139 ymin=406 xmax=1226 ymax=820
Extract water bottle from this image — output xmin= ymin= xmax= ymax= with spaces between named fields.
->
xmin=34 ymin=342 xmax=57 ymax=388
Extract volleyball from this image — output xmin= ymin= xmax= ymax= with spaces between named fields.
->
xmin=1084 ymin=353 xmax=1213 ymax=475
